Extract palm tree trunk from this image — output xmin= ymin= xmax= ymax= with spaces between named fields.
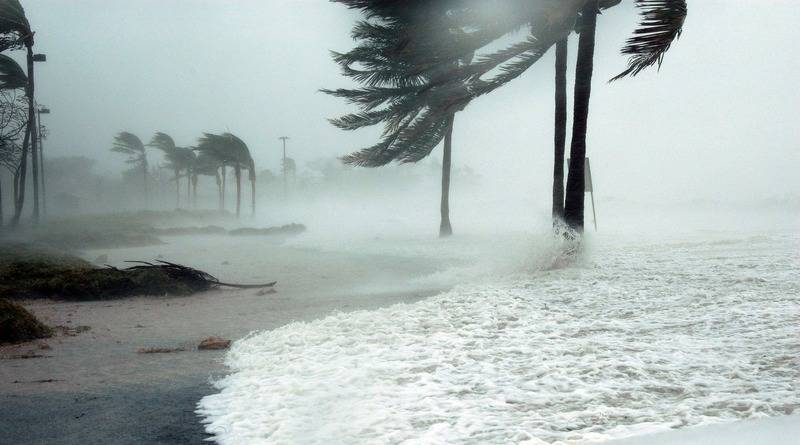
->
xmin=143 ymin=159 xmax=149 ymax=209
xmin=552 ymin=38 xmax=568 ymax=224
xmin=439 ymin=114 xmax=455 ymax=237
xmin=250 ymin=175 xmax=256 ymax=217
xmin=174 ymin=168 xmax=180 ymax=207
xmin=563 ymin=3 xmax=597 ymax=233
xmin=234 ymin=164 xmax=242 ymax=218
xmin=192 ymin=175 xmax=198 ymax=208
xmin=11 ymin=121 xmax=31 ymax=227
xmin=215 ymin=171 xmax=222 ymax=210
xmin=220 ymin=166 xmax=226 ymax=210
xmin=186 ymin=172 xmax=191 ymax=205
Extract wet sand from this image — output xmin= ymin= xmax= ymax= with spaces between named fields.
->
xmin=0 ymin=235 xmax=450 ymax=444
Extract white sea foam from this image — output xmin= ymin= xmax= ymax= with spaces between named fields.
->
xmin=198 ymin=231 xmax=800 ymax=444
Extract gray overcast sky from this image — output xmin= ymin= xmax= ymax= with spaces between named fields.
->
xmin=20 ymin=0 xmax=800 ymax=203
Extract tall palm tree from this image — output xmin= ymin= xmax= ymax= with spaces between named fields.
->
xmin=552 ymin=38 xmax=568 ymax=225
xmin=191 ymin=151 xmax=223 ymax=209
xmin=562 ymin=4 xmax=597 ymax=232
xmin=563 ymin=0 xmax=687 ymax=232
xmin=148 ymin=132 xmax=181 ymax=207
xmin=196 ymin=132 xmax=255 ymax=217
xmin=176 ymin=147 xmax=196 ymax=206
xmin=326 ymin=2 xmax=472 ymax=237
xmin=111 ymin=132 xmax=148 ymax=206
xmin=148 ymin=132 xmax=196 ymax=208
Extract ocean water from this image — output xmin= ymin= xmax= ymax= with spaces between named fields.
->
xmin=197 ymin=224 xmax=800 ymax=444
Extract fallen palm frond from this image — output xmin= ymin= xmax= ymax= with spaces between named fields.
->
xmin=0 ymin=245 xmax=275 ymax=300
xmin=118 ymin=261 xmax=277 ymax=290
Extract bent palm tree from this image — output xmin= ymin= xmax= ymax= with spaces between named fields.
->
xmin=111 ymin=132 xmax=148 ymax=206
xmin=149 ymin=132 xmax=196 ymax=208
xmin=326 ymin=3 xmax=474 ymax=237
xmin=195 ymin=133 xmax=255 ymax=217
xmin=191 ymin=151 xmax=224 ymax=209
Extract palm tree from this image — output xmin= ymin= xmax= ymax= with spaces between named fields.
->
xmin=326 ymin=2 xmax=473 ymax=237
xmin=149 ymin=132 xmax=181 ymax=206
xmin=562 ymin=4 xmax=598 ymax=232
xmin=563 ymin=0 xmax=687 ymax=232
xmin=195 ymin=133 xmax=255 ymax=217
xmin=552 ymin=38 xmax=568 ymax=225
xmin=191 ymin=151 xmax=223 ymax=209
xmin=148 ymin=132 xmax=196 ymax=208
xmin=176 ymin=147 xmax=197 ymax=206
xmin=111 ymin=132 xmax=148 ymax=206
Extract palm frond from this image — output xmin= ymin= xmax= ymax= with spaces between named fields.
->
xmin=148 ymin=132 xmax=176 ymax=153
xmin=0 ymin=0 xmax=30 ymax=49
xmin=611 ymin=0 xmax=687 ymax=81
xmin=0 ymin=53 xmax=26 ymax=90
xmin=112 ymin=132 xmax=144 ymax=155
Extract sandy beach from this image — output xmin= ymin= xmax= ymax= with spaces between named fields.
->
xmin=0 ymin=234 xmax=451 ymax=444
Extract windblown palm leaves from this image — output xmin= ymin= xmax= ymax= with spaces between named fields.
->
xmin=0 ymin=0 xmax=31 ymax=52
xmin=111 ymin=132 xmax=149 ymax=204
xmin=0 ymin=54 xmax=25 ymax=90
xmin=611 ymin=0 xmax=687 ymax=81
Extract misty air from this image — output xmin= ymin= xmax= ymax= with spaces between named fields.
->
xmin=0 ymin=1 xmax=798 ymax=444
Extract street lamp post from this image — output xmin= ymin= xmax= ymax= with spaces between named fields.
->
xmin=278 ymin=136 xmax=289 ymax=197
xmin=37 ymin=106 xmax=50 ymax=217
xmin=30 ymin=53 xmax=46 ymax=223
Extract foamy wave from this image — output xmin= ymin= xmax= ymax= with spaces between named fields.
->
xmin=198 ymin=234 xmax=799 ymax=444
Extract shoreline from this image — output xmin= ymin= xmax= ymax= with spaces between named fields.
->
xmin=1 ymin=235 xmax=451 ymax=444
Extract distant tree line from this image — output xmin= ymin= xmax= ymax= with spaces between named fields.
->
xmin=110 ymin=131 xmax=257 ymax=217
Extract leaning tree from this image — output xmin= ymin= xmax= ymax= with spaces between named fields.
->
xmin=191 ymin=151 xmax=223 ymax=209
xmin=111 ymin=132 xmax=149 ymax=207
xmin=196 ymin=132 xmax=255 ymax=217
xmin=149 ymin=132 xmax=196 ymax=208
xmin=326 ymin=1 xmax=478 ymax=237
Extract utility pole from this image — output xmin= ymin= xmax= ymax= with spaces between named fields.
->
xmin=37 ymin=106 xmax=50 ymax=218
xmin=30 ymin=53 xmax=46 ymax=224
xmin=278 ymin=136 xmax=289 ymax=197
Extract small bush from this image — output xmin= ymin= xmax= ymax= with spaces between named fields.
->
xmin=0 ymin=299 xmax=52 ymax=344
